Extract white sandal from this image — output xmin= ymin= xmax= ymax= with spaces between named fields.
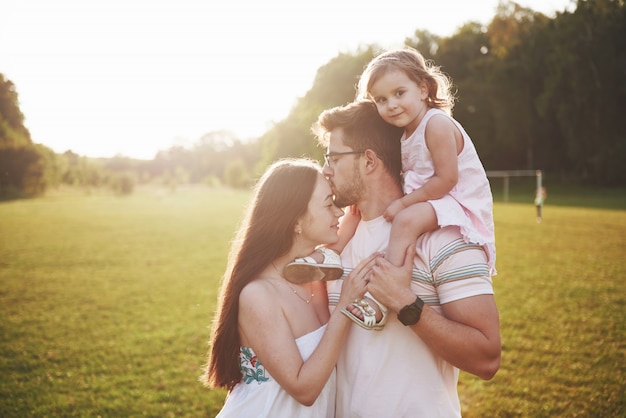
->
xmin=341 ymin=293 xmax=388 ymax=331
xmin=284 ymin=247 xmax=344 ymax=284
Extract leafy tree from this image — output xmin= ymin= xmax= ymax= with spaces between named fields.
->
xmin=0 ymin=75 xmax=31 ymax=147
xmin=481 ymin=2 xmax=551 ymax=169
xmin=35 ymin=143 xmax=64 ymax=189
xmin=536 ymin=0 xmax=626 ymax=184
xmin=0 ymin=74 xmax=53 ymax=198
xmin=404 ymin=29 xmax=441 ymax=60
xmin=59 ymin=151 xmax=105 ymax=189
xmin=0 ymin=145 xmax=46 ymax=198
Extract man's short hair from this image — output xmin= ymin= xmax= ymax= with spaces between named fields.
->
xmin=312 ymin=100 xmax=403 ymax=185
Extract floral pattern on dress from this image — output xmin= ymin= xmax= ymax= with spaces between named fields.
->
xmin=239 ymin=346 xmax=269 ymax=385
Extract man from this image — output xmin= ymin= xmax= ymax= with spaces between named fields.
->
xmin=313 ymin=100 xmax=501 ymax=417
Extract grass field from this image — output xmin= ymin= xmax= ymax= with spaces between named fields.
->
xmin=1 ymin=185 xmax=624 ymax=417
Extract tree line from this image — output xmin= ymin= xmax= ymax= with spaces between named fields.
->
xmin=1 ymin=0 xmax=624 ymax=199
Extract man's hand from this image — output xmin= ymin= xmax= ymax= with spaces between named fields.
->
xmin=367 ymin=244 xmax=416 ymax=313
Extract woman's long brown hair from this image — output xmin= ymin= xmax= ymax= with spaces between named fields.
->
xmin=201 ymin=158 xmax=321 ymax=391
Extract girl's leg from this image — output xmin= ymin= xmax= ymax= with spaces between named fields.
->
xmin=386 ymin=202 xmax=438 ymax=266
xmin=345 ymin=202 xmax=438 ymax=326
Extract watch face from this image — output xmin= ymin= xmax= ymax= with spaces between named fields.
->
xmin=403 ymin=307 xmax=420 ymax=324
xmin=399 ymin=297 xmax=423 ymax=325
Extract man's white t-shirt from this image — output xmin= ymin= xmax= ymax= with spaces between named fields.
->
xmin=328 ymin=217 xmax=494 ymax=418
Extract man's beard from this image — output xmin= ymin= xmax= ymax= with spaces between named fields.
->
xmin=332 ymin=164 xmax=364 ymax=208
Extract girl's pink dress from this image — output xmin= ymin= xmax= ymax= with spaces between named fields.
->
xmin=401 ymin=108 xmax=496 ymax=274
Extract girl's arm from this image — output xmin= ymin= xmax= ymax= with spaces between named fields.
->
xmin=400 ymin=114 xmax=461 ymax=208
xmin=238 ymin=254 xmax=377 ymax=405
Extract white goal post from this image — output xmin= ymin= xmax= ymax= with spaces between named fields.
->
xmin=486 ymin=169 xmax=543 ymax=203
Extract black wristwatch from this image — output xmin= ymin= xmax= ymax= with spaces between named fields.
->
xmin=398 ymin=296 xmax=424 ymax=326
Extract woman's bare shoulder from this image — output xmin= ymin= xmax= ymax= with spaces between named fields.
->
xmin=239 ymin=276 xmax=281 ymax=307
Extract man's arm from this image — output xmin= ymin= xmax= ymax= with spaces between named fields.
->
xmin=368 ymin=246 xmax=501 ymax=380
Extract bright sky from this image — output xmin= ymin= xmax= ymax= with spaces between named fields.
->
xmin=1 ymin=0 xmax=574 ymax=159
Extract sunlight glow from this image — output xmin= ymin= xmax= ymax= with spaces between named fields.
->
xmin=0 ymin=0 xmax=574 ymax=159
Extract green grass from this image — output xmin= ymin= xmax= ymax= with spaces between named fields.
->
xmin=460 ymin=203 xmax=625 ymax=417
xmin=1 ymin=185 xmax=624 ymax=417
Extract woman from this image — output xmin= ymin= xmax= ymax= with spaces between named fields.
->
xmin=202 ymin=158 xmax=376 ymax=417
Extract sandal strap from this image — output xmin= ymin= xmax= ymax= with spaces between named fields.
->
xmin=352 ymin=299 xmax=377 ymax=327
xmin=364 ymin=292 xmax=388 ymax=315
xmin=317 ymin=247 xmax=341 ymax=266
xmin=342 ymin=294 xmax=388 ymax=330
xmin=294 ymin=256 xmax=317 ymax=264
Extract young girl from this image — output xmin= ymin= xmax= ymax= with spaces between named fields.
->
xmin=355 ymin=47 xmax=496 ymax=275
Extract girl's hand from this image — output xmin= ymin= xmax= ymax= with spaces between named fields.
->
xmin=348 ymin=204 xmax=361 ymax=217
xmin=339 ymin=207 xmax=361 ymax=230
xmin=383 ymin=198 xmax=405 ymax=222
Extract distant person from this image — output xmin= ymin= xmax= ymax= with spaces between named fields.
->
xmin=535 ymin=185 xmax=547 ymax=222
xmin=285 ymin=47 xmax=496 ymax=330
xmin=314 ymin=100 xmax=501 ymax=416
xmin=201 ymin=158 xmax=377 ymax=417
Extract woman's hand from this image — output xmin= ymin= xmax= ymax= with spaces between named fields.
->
xmin=337 ymin=253 xmax=380 ymax=307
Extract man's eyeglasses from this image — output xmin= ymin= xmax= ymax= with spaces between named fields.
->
xmin=324 ymin=151 xmax=365 ymax=167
